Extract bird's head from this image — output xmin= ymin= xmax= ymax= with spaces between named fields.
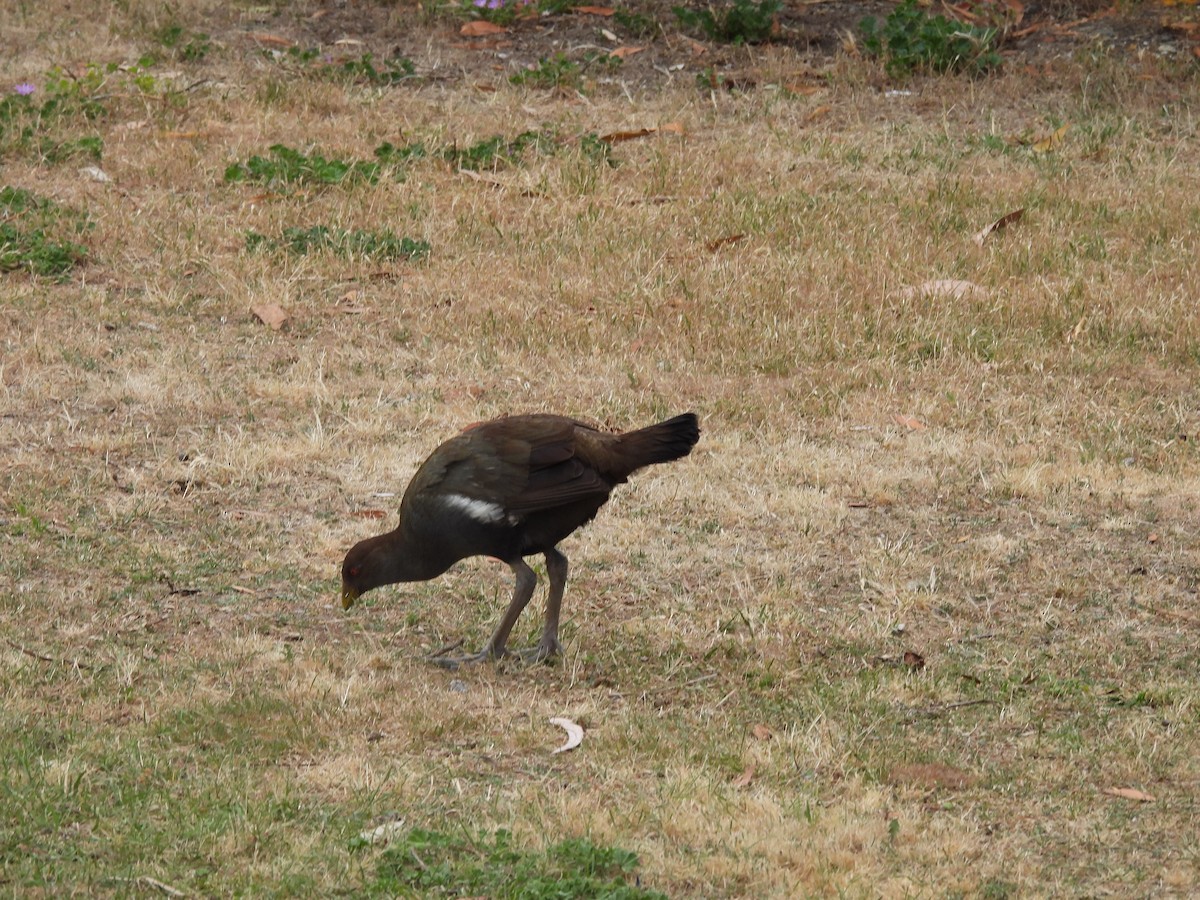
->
xmin=340 ymin=528 xmax=443 ymax=609
xmin=340 ymin=539 xmax=383 ymax=610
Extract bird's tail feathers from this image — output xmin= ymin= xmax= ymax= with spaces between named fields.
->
xmin=616 ymin=412 xmax=700 ymax=472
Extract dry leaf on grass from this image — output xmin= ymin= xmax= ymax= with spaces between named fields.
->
xmin=574 ymin=5 xmax=615 ymax=14
xmin=900 ymin=280 xmax=987 ymax=303
xmin=245 ymin=32 xmax=294 ymax=47
xmin=973 ymin=208 xmax=1024 ymax=246
xmin=732 ymin=764 xmax=756 ymax=788
xmin=888 ymin=763 xmax=976 ymax=789
xmin=751 ymin=723 xmax=772 ymax=741
xmin=892 ymin=414 xmax=927 ymax=431
xmin=599 ymin=127 xmax=656 ymax=143
xmin=706 ymin=234 xmax=746 ymax=253
xmin=460 ymin=21 xmax=507 ymax=36
xmin=549 ymin=717 xmax=584 ymax=754
xmin=902 ymin=649 xmax=926 ymax=670
xmin=1103 ymin=787 xmax=1155 ymax=802
xmin=1033 ymin=123 xmax=1070 ymax=152
xmin=659 ymin=121 xmax=685 ymax=135
xmin=251 ymin=303 xmax=289 ymax=331
xmin=609 ymin=46 xmax=645 ymax=59
xmin=352 ymin=509 xmax=388 ymax=519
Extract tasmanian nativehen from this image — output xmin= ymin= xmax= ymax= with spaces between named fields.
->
xmin=341 ymin=412 xmax=700 ymax=666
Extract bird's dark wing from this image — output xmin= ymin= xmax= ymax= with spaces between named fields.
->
xmin=406 ymin=416 xmax=612 ymax=514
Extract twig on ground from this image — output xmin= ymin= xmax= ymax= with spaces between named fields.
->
xmin=4 ymin=639 xmax=93 ymax=671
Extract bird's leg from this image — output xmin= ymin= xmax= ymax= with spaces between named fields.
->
xmin=431 ymin=559 xmax=537 ymax=669
xmin=515 ymin=547 xmax=567 ymax=663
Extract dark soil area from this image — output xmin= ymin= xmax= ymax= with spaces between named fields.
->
xmin=230 ymin=0 xmax=1200 ymax=89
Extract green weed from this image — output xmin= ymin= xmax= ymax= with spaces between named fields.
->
xmin=0 ymin=186 xmax=89 ymax=277
xmin=153 ymin=23 xmax=212 ymax=61
xmin=337 ymin=53 xmax=417 ymax=85
xmin=373 ymin=139 xmax=429 ymax=166
xmin=443 ymin=130 xmax=557 ymax=169
xmin=510 ymin=53 xmax=584 ymax=90
xmin=860 ymin=0 xmax=1002 ymax=77
xmin=224 ymin=144 xmax=381 ymax=187
xmin=613 ymin=7 xmax=662 ymax=38
xmin=673 ymin=0 xmax=782 ymax=44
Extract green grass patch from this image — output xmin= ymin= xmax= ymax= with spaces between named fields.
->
xmin=372 ymin=827 xmax=666 ymax=898
xmin=0 ymin=186 xmax=90 ymax=277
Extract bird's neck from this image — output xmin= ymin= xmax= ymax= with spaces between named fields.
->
xmin=369 ymin=525 xmax=456 ymax=584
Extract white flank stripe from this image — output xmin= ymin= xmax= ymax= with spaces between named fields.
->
xmin=443 ymin=493 xmax=507 ymax=525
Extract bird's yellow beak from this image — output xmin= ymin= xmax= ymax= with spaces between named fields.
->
xmin=341 ymin=584 xmax=359 ymax=610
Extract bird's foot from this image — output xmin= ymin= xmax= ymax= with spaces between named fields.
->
xmin=428 ymin=645 xmax=506 ymax=669
xmin=513 ymin=638 xmax=563 ymax=664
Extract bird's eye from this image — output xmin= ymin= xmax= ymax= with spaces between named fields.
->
xmin=348 ymin=566 xmax=361 ymax=578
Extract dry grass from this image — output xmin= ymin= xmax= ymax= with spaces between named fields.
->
xmin=3 ymin=1 xmax=1199 ymax=895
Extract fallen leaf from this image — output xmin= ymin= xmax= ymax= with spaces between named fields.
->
xmin=658 ymin=121 xmax=685 ymax=136
xmin=1067 ymin=314 xmax=1087 ymax=343
xmin=806 ymin=104 xmax=832 ymax=122
xmin=900 ymin=280 xmax=986 ymax=302
xmin=685 ymin=38 xmax=707 ymax=55
xmin=732 ymin=764 xmax=756 ymax=788
xmin=460 ymin=20 xmax=507 ymax=36
xmin=902 ymin=650 xmax=926 ymax=670
xmin=245 ymin=32 xmax=294 ymax=47
xmin=751 ymin=723 xmax=772 ymax=741
xmin=609 ymin=45 xmax=645 ymax=59
xmin=333 ymin=38 xmax=364 ymax=46
xmin=79 ymin=166 xmax=111 ymax=183
xmin=549 ymin=716 xmax=584 ymax=754
xmin=706 ymin=234 xmax=745 ymax=253
xmin=1148 ymin=532 xmax=1159 ymax=544
xmin=1033 ymin=122 xmax=1070 ymax=152
xmin=352 ymin=509 xmax=388 ymax=519
xmin=893 ymin=414 xmax=927 ymax=431
xmin=973 ymin=208 xmax=1024 ymax=246
xmin=1103 ymin=786 xmax=1155 ymax=802
xmin=599 ymin=127 xmax=656 ymax=143
xmin=888 ymin=763 xmax=976 ymax=789
xmin=574 ymin=4 xmax=615 ymax=13
xmin=251 ymin=303 xmax=289 ymax=331
xmin=601 ymin=28 xmax=619 ymax=41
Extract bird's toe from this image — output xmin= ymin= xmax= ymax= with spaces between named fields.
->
xmin=428 ymin=646 xmax=507 ymax=669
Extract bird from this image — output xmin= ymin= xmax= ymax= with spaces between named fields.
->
xmin=341 ymin=411 xmax=700 ymax=667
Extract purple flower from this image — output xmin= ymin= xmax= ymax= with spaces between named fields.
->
xmin=14 ymin=82 xmax=35 ymax=96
